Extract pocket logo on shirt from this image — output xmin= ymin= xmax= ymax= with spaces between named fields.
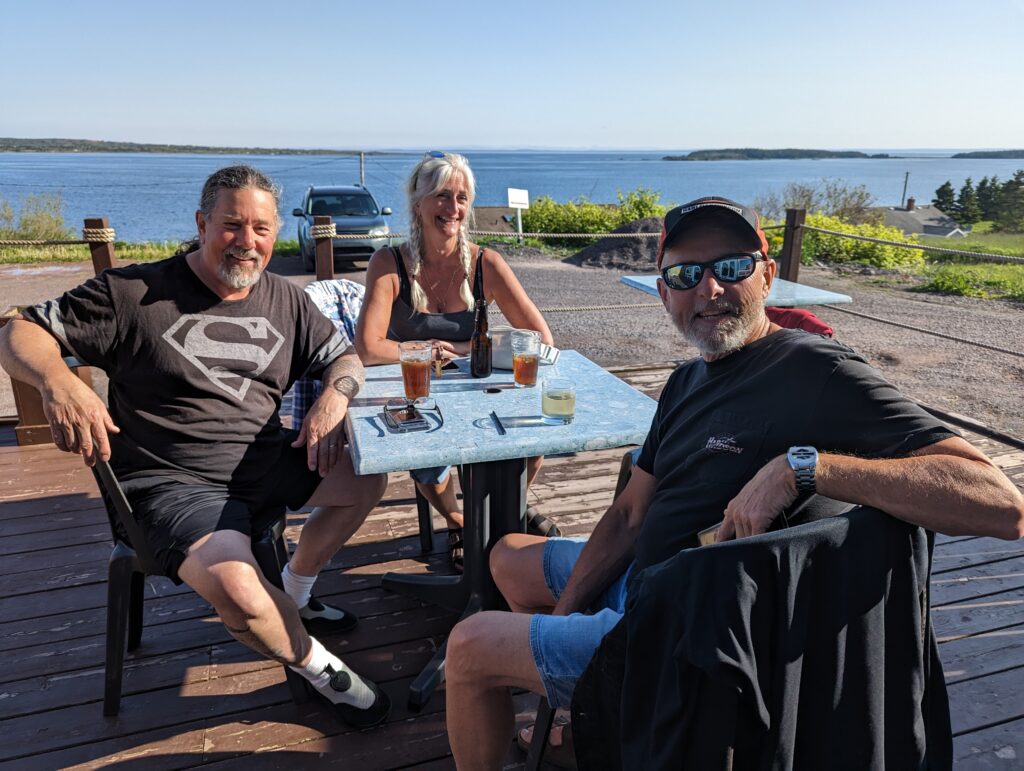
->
xmin=162 ymin=315 xmax=284 ymax=400
xmin=705 ymin=435 xmax=744 ymax=454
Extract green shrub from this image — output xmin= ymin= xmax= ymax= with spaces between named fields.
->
xmin=0 ymin=194 xmax=76 ymax=241
xmin=615 ymin=187 xmax=667 ymax=223
xmin=921 ymin=263 xmax=1024 ymax=300
xmin=521 ymin=187 xmax=668 ymax=247
xmin=764 ymin=213 xmax=923 ymax=270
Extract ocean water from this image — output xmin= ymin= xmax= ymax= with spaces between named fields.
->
xmin=1 ymin=151 xmax=1022 ymax=242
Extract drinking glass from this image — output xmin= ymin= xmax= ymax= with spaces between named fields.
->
xmin=511 ymin=330 xmax=540 ymax=388
xmin=542 ymin=378 xmax=576 ymax=424
xmin=398 ymin=341 xmax=432 ymax=406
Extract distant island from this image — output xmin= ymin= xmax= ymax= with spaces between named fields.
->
xmin=0 ymin=137 xmax=398 ymax=155
xmin=664 ymin=149 xmax=893 ymax=161
xmin=951 ymin=150 xmax=1024 ymax=159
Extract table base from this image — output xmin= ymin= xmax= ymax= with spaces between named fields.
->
xmin=381 ymin=457 xmax=527 ymax=710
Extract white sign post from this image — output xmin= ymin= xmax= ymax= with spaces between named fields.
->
xmin=507 ymin=188 xmax=529 ymax=244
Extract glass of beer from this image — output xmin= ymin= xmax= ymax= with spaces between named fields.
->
xmin=399 ymin=341 xmax=432 ymax=404
xmin=542 ymin=378 xmax=576 ymax=424
xmin=511 ymin=330 xmax=540 ymax=388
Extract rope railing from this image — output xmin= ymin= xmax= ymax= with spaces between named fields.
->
xmin=799 ymin=225 xmax=1024 ymax=265
xmin=822 ymin=304 xmax=1023 ymax=359
xmin=0 ymin=227 xmax=117 ymax=247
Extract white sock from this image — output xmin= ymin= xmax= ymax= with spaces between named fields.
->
xmin=291 ymin=637 xmax=376 ymax=709
xmin=282 ymin=563 xmax=317 ymax=609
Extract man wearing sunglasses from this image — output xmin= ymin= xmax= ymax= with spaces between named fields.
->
xmin=443 ymin=197 xmax=1024 ymax=769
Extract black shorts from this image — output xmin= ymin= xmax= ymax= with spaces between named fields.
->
xmin=120 ymin=438 xmax=322 ymax=584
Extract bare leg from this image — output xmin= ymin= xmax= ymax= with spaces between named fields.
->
xmin=289 ymin=446 xmax=387 ymax=577
xmin=489 ymin=533 xmax=554 ymax=614
xmin=526 ymin=454 xmax=543 ymax=487
xmin=178 ymin=530 xmax=314 ymax=666
xmin=415 ymin=474 xmax=463 ymax=530
xmin=446 ymin=612 xmax=543 ymax=770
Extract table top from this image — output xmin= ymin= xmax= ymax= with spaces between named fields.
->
xmin=620 ymin=275 xmax=852 ymax=306
xmin=345 ymin=350 xmax=658 ymax=476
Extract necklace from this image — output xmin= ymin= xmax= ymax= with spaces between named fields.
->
xmin=418 ymin=256 xmax=464 ymax=313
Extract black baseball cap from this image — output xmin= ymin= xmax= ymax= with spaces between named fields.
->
xmin=657 ymin=197 xmax=770 ymax=268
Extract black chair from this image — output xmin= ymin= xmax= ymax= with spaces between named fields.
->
xmin=94 ymin=460 xmax=310 ymax=716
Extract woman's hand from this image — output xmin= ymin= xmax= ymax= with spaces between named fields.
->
xmin=432 ymin=339 xmax=470 ymax=359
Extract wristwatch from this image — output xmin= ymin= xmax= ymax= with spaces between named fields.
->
xmin=787 ymin=446 xmax=818 ymax=493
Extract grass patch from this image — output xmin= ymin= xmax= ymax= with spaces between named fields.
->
xmin=0 ymin=238 xmax=302 ymax=265
xmin=922 ymin=229 xmax=1024 ymax=263
xmin=918 ymin=262 xmax=1024 ymax=300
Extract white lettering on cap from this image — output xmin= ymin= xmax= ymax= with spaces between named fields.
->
xmin=678 ymin=202 xmax=744 ymax=217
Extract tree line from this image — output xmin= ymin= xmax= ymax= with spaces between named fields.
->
xmin=932 ymin=171 xmax=1024 ymax=231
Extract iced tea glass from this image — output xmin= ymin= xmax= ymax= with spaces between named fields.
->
xmin=398 ymin=341 xmax=432 ymax=404
xmin=511 ymin=330 xmax=540 ymax=388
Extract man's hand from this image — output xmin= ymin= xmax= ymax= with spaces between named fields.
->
xmin=292 ymin=389 xmax=349 ymax=477
xmin=717 ymin=455 xmax=798 ymax=542
xmin=41 ymin=373 xmax=120 ymax=467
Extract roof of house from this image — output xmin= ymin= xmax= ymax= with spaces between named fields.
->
xmin=876 ymin=204 xmax=968 ymax=237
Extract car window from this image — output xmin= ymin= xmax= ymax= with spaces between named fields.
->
xmin=308 ymin=194 xmax=379 ymax=217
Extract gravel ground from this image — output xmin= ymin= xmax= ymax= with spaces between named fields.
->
xmin=2 ymin=252 xmax=1022 ymax=439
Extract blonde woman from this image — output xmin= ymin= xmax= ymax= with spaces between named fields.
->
xmin=356 ymin=151 xmax=554 ymax=568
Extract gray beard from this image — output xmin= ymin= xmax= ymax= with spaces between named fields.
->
xmin=218 ymin=248 xmax=263 ymax=290
xmin=677 ymin=299 xmax=764 ymax=358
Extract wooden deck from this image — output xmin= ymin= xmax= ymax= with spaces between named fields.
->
xmin=0 ymin=364 xmax=1022 ymax=770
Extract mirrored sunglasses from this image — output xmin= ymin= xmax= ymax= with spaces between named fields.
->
xmin=660 ymin=252 xmax=765 ymax=290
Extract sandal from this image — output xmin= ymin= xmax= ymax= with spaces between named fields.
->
xmin=516 ymin=713 xmax=576 ymax=769
xmin=447 ymin=528 xmax=464 ymax=572
xmin=526 ymin=506 xmax=562 ymax=538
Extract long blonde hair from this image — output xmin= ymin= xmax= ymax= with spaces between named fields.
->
xmin=405 ymin=152 xmax=477 ymax=312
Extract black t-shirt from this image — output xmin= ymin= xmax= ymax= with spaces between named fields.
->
xmin=24 ymin=254 xmax=347 ymax=493
xmin=633 ymin=329 xmax=956 ymax=570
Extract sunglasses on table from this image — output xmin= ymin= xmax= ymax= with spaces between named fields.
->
xmin=660 ymin=251 xmax=766 ymax=290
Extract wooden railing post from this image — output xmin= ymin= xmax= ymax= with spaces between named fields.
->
xmin=777 ymin=208 xmax=806 ymax=283
xmin=84 ymin=217 xmax=116 ymax=274
xmin=313 ymin=215 xmax=335 ymax=281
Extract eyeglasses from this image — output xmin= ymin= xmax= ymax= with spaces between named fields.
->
xmin=660 ymin=252 xmax=765 ymax=290
xmin=425 ymin=150 xmax=445 ymax=159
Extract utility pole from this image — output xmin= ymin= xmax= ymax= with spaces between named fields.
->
xmin=359 ymin=152 xmax=365 ymax=186
xmin=900 ymin=171 xmax=910 ymax=208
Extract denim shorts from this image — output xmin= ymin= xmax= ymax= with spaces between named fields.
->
xmin=410 ymin=465 xmax=450 ymax=485
xmin=529 ymin=537 xmax=634 ymax=708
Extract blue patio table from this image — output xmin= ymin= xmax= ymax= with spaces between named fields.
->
xmin=345 ymin=350 xmax=657 ymax=708
xmin=620 ymin=275 xmax=852 ymax=305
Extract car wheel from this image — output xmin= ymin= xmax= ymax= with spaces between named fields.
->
xmin=303 ymin=249 xmax=315 ymax=272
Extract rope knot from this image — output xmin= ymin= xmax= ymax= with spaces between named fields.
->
xmin=310 ymin=223 xmax=337 ymax=240
xmin=82 ymin=227 xmax=116 ymax=243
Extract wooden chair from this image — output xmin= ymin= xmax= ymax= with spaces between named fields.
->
xmin=94 ymin=460 xmax=309 ymax=716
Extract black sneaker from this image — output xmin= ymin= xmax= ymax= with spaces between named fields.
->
xmin=298 ymin=596 xmax=358 ymax=634
xmin=324 ymin=665 xmax=391 ymax=728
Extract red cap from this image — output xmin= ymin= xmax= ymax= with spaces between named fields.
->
xmin=657 ymin=197 xmax=770 ymax=268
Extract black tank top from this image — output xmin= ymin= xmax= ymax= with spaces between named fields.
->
xmin=386 ymin=246 xmax=486 ymax=342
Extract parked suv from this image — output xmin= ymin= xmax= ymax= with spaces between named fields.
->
xmin=293 ymin=184 xmax=392 ymax=271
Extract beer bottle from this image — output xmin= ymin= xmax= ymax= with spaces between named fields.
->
xmin=470 ymin=298 xmax=492 ymax=378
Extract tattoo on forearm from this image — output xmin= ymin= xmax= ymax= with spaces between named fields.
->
xmin=324 ymin=349 xmax=364 ymax=399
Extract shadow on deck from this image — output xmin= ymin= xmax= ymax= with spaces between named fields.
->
xmin=0 ymin=364 xmax=1021 ymax=769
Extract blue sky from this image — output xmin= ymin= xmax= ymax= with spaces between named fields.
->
xmin=4 ymin=0 xmax=1022 ymax=150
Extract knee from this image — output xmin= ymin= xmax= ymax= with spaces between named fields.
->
xmin=446 ymin=613 xmax=500 ymax=684
xmin=205 ymin=561 xmax=272 ymax=625
xmin=363 ymin=472 xmax=387 ymax=509
xmin=489 ymin=536 xmax=517 ymax=592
